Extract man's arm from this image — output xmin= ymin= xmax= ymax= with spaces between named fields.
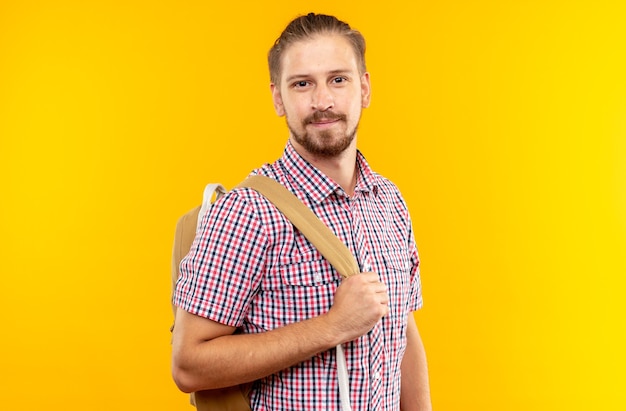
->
xmin=401 ymin=313 xmax=432 ymax=411
xmin=171 ymin=272 xmax=389 ymax=393
xmin=171 ymin=308 xmax=339 ymax=392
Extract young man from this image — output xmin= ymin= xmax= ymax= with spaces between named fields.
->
xmin=172 ymin=13 xmax=432 ymax=410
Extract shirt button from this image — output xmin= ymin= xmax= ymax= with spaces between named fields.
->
xmin=374 ymin=371 xmax=381 ymax=380
xmin=314 ymin=274 xmax=322 ymax=282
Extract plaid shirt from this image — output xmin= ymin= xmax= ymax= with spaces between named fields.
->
xmin=175 ymin=142 xmax=422 ymax=410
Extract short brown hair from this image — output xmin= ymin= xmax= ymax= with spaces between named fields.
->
xmin=268 ymin=13 xmax=367 ymax=85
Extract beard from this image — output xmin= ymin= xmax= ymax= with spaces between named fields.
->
xmin=287 ymin=110 xmax=358 ymax=158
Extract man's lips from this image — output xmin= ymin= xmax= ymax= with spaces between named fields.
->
xmin=310 ymin=118 xmax=340 ymax=125
xmin=305 ymin=112 xmax=346 ymax=126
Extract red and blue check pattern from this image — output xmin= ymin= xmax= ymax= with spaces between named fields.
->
xmin=175 ymin=142 xmax=422 ymax=410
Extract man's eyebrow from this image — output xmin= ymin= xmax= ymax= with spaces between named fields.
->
xmin=284 ymin=69 xmax=354 ymax=84
xmin=284 ymin=74 xmax=309 ymax=83
xmin=327 ymin=69 xmax=353 ymax=77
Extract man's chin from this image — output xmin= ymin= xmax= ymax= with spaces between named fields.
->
xmin=298 ymin=138 xmax=354 ymax=158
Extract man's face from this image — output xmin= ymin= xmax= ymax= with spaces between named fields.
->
xmin=271 ymin=34 xmax=371 ymax=158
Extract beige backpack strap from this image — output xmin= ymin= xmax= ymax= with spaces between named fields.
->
xmin=237 ymin=175 xmax=359 ymax=278
xmin=237 ymin=174 xmax=358 ymax=411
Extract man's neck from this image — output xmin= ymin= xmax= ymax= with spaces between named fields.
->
xmin=290 ymin=138 xmax=358 ymax=196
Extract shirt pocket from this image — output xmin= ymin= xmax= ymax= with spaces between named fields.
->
xmin=381 ymin=246 xmax=411 ymax=274
xmin=276 ymin=256 xmax=341 ymax=324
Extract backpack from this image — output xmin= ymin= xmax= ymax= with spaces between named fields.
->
xmin=171 ymin=176 xmax=359 ymax=411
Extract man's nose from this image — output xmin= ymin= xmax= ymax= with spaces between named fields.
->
xmin=311 ymin=84 xmax=334 ymax=111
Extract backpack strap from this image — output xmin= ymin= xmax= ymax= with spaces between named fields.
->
xmin=200 ymin=183 xmax=227 ymax=227
xmin=237 ymin=175 xmax=359 ymax=278
xmin=237 ymin=174 xmax=358 ymax=411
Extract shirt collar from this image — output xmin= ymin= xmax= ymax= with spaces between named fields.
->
xmin=354 ymin=149 xmax=379 ymax=195
xmin=280 ymin=141 xmax=379 ymax=205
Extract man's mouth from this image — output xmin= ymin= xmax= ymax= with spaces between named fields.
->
xmin=311 ymin=118 xmax=339 ymax=125
xmin=305 ymin=112 xmax=346 ymax=125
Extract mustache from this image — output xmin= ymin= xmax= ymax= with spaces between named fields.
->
xmin=304 ymin=111 xmax=346 ymax=124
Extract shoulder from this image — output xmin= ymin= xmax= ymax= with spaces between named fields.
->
xmin=373 ymin=172 xmax=409 ymax=210
xmin=208 ymin=167 xmax=292 ymax=234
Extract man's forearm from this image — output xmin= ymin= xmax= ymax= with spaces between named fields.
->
xmin=401 ymin=313 xmax=432 ymax=411
xmin=172 ymin=310 xmax=344 ymax=393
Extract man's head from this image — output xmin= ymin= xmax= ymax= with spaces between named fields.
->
xmin=269 ymin=13 xmax=371 ymax=159
xmin=268 ymin=13 xmax=366 ymax=86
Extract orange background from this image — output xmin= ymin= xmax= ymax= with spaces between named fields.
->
xmin=1 ymin=1 xmax=625 ymax=410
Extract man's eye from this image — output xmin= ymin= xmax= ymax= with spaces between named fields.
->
xmin=294 ymin=81 xmax=309 ymax=88
xmin=332 ymin=77 xmax=346 ymax=84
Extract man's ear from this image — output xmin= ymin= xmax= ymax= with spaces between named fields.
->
xmin=270 ymin=83 xmax=285 ymax=116
xmin=361 ymin=72 xmax=371 ymax=108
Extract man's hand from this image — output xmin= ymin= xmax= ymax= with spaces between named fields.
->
xmin=327 ymin=272 xmax=389 ymax=342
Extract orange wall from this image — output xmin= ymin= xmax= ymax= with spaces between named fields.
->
xmin=1 ymin=1 xmax=625 ymax=410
